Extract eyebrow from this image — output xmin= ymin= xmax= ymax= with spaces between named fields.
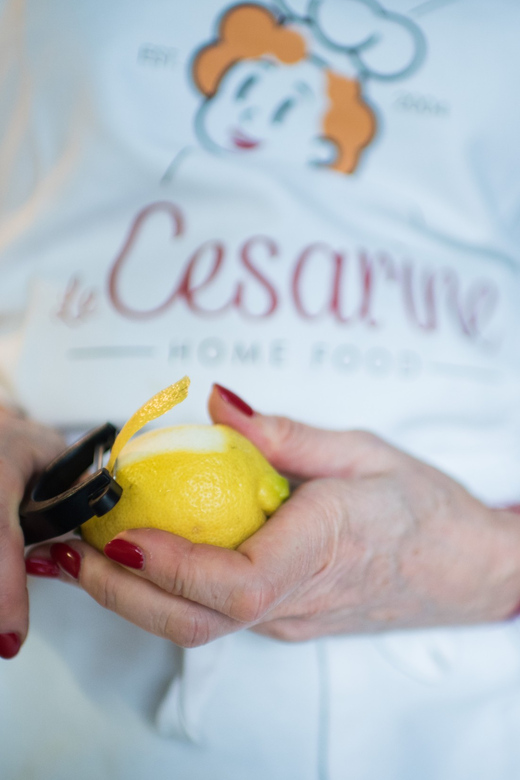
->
xmin=235 ymin=74 xmax=258 ymax=100
xmin=294 ymin=80 xmax=313 ymax=98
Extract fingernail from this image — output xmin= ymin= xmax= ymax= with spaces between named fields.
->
xmin=104 ymin=539 xmax=144 ymax=570
xmin=50 ymin=543 xmax=81 ymax=580
xmin=0 ymin=632 xmax=21 ymax=659
xmin=25 ymin=557 xmax=61 ymax=578
xmin=214 ymin=384 xmax=254 ymax=417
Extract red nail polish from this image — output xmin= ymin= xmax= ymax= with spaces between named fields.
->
xmin=25 ymin=557 xmax=61 ymax=578
xmin=50 ymin=543 xmax=81 ymax=580
xmin=104 ymin=539 xmax=144 ymax=570
xmin=214 ymin=384 xmax=254 ymax=417
xmin=0 ymin=632 xmax=21 ymax=659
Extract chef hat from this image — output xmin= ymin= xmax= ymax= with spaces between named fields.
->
xmin=276 ymin=0 xmax=425 ymax=80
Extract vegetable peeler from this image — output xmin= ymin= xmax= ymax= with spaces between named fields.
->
xmin=20 ymin=423 xmax=123 ymax=546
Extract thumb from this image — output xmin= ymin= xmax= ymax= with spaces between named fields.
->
xmin=208 ymin=384 xmax=391 ymax=480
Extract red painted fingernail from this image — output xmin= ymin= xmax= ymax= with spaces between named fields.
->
xmin=25 ymin=557 xmax=61 ymax=578
xmin=0 ymin=632 xmax=21 ymax=659
xmin=50 ymin=543 xmax=81 ymax=579
xmin=104 ymin=539 xmax=144 ymax=570
xmin=214 ymin=384 xmax=254 ymax=417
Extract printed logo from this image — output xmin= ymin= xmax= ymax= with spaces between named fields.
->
xmin=185 ymin=0 xmax=425 ymax=175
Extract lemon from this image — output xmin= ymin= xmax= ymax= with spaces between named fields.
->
xmin=81 ymin=422 xmax=289 ymax=551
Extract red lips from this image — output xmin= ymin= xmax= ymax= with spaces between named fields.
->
xmin=231 ymin=128 xmax=261 ymax=150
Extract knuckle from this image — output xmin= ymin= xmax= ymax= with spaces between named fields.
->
xmin=258 ymin=619 xmax=310 ymax=643
xmin=165 ymin=545 xmax=197 ymax=599
xmin=93 ymin=572 xmax=120 ymax=613
xmin=269 ymin=625 xmax=298 ymax=642
xmin=267 ymin=415 xmax=301 ymax=462
xmin=173 ymin=611 xmax=213 ymax=648
xmin=228 ymin=579 xmax=276 ymax=624
xmin=350 ymin=429 xmax=381 ymax=450
xmin=154 ymin=609 xmax=179 ymax=643
xmin=345 ymin=429 xmax=395 ymax=473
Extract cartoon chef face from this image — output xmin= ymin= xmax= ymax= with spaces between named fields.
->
xmin=196 ymin=56 xmax=332 ymax=166
xmin=192 ymin=4 xmax=376 ymax=175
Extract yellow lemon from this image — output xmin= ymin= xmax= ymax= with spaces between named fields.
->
xmin=81 ymin=377 xmax=289 ymax=550
xmin=81 ymin=423 xmax=289 ymax=551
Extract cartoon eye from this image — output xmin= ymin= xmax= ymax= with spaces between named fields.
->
xmin=235 ymin=74 xmax=258 ymax=101
xmin=271 ymin=97 xmax=295 ymax=124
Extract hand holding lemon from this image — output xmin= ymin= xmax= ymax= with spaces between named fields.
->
xmin=30 ymin=381 xmax=514 ymax=649
xmin=80 ymin=377 xmax=289 ymax=551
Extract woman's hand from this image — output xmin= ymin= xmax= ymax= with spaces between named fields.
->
xmin=28 ymin=386 xmax=520 ymax=647
xmin=0 ymin=409 xmax=64 ymax=658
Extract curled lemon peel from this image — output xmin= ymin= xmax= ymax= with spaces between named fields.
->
xmin=106 ymin=376 xmax=190 ymax=474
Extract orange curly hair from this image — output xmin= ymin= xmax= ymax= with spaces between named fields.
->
xmin=193 ymin=4 xmax=375 ymax=174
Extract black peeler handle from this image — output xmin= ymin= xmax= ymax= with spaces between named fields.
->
xmin=20 ymin=423 xmax=123 ymax=546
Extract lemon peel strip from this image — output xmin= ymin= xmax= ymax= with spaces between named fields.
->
xmin=106 ymin=376 xmax=190 ymax=474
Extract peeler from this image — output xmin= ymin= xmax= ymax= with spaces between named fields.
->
xmin=20 ymin=423 xmax=123 ymax=546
